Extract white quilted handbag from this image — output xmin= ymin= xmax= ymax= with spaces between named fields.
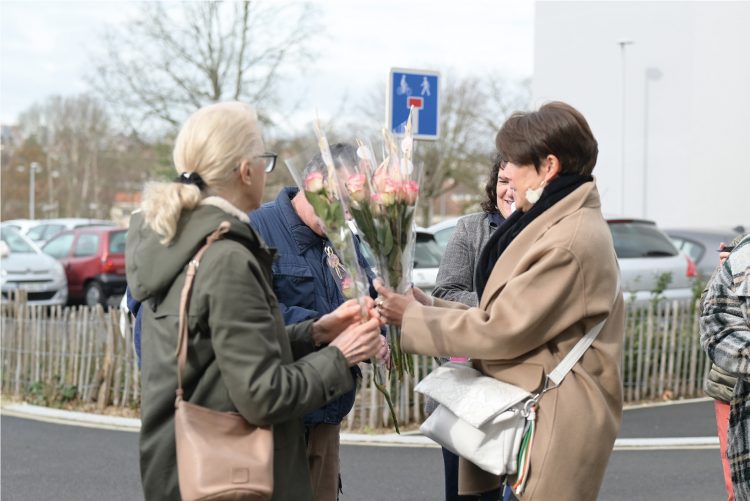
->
xmin=416 ymin=279 xmax=619 ymax=495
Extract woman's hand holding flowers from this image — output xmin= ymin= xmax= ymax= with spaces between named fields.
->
xmin=373 ymin=279 xmax=416 ymax=328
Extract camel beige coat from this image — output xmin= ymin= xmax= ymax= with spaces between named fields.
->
xmin=401 ymin=183 xmax=624 ymax=500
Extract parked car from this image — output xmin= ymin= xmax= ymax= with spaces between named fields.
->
xmin=411 ymin=230 xmax=443 ymax=295
xmin=608 ymin=219 xmax=695 ymax=303
xmin=25 ymin=218 xmax=116 ymax=244
xmin=41 ymin=226 xmax=127 ymax=306
xmin=665 ymin=227 xmax=744 ymax=280
xmin=1 ymin=219 xmax=39 ymax=235
xmin=357 ymin=228 xmax=442 ymax=295
xmin=0 ymin=225 xmax=68 ymax=306
xmin=426 ymin=215 xmax=695 ymax=303
xmin=428 ymin=217 xmax=462 ymax=252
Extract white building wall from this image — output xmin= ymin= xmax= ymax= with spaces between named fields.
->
xmin=533 ymin=1 xmax=750 ymax=229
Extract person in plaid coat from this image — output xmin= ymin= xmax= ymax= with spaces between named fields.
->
xmin=700 ymin=233 xmax=750 ymax=500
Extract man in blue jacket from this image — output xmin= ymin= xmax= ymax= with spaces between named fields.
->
xmin=249 ymin=144 xmax=379 ymax=501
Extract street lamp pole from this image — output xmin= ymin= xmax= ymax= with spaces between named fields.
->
xmin=642 ymin=67 xmax=663 ymax=219
xmin=29 ymin=162 xmax=41 ymax=220
xmin=618 ymin=39 xmax=634 ymax=216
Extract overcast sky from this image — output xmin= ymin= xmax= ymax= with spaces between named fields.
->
xmin=0 ymin=0 xmax=534 ymax=133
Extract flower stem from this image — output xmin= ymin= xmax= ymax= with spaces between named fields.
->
xmin=372 ymin=363 xmax=400 ymax=434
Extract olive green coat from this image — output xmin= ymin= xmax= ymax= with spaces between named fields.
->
xmin=126 ymin=198 xmax=352 ymax=501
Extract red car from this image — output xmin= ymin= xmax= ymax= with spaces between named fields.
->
xmin=42 ymin=226 xmax=127 ymax=306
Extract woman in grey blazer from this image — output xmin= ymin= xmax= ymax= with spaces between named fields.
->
xmin=432 ymin=155 xmax=515 ymax=306
xmin=430 ymin=154 xmax=515 ymax=501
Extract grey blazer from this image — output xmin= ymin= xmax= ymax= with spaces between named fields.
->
xmin=425 ymin=211 xmax=502 ymax=414
xmin=432 ymin=212 xmax=503 ymax=306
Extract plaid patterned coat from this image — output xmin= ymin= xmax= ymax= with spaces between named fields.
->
xmin=700 ymin=234 xmax=750 ymax=500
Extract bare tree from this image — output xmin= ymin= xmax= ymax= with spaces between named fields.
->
xmin=482 ymin=73 xmax=532 ymax=132
xmin=1 ymin=133 xmax=46 ymax=220
xmin=91 ymin=1 xmax=320 ymax=132
xmin=15 ymin=95 xmax=110 ymax=217
xmin=10 ymin=94 xmax=160 ymax=219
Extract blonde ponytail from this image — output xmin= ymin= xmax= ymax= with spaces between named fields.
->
xmin=141 ymin=181 xmax=202 ymax=245
xmin=139 ymin=101 xmax=262 ymax=245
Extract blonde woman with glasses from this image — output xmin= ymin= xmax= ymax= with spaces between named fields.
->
xmin=126 ymin=101 xmax=383 ymax=501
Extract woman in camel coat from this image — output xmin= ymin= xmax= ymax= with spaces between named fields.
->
xmin=377 ymin=101 xmax=624 ymax=501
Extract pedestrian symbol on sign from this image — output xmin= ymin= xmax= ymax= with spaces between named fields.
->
xmin=421 ymin=77 xmax=431 ymax=96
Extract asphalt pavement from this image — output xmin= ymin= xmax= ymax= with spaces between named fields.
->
xmin=1 ymin=399 xmax=727 ymax=501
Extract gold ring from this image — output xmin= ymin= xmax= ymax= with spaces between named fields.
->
xmin=376 ymin=299 xmax=384 ymax=308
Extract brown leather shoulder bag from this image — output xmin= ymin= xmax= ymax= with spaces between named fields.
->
xmin=174 ymin=221 xmax=274 ymax=501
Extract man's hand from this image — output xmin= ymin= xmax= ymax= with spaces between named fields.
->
xmin=719 ymin=242 xmax=732 ymax=266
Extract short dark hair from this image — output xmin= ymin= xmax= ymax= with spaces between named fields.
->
xmin=480 ymin=153 xmax=505 ymax=214
xmin=496 ymin=101 xmax=598 ymax=175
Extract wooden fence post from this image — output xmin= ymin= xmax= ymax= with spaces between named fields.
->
xmin=96 ymin=306 xmax=116 ymax=410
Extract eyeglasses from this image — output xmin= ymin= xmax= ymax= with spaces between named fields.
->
xmin=256 ymin=152 xmax=277 ymax=173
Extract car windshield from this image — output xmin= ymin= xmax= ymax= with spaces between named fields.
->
xmin=433 ymin=227 xmax=456 ymax=250
xmin=0 ymin=227 xmax=37 ymax=254
xmin=414 ymin=233 xmax=443 ymax=268
xmin=109 ymin=230 xmax=127 ymax=254
xmin=608 ymin=222 xmax=678 ymax=258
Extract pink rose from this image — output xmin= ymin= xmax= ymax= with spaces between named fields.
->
xmin=400 ymin=180 xmax=419 ymax=205
xmin=347 ymin=173 xmax=368 ymax=203
xmin=370 ymin=194 xmax=384 ymax=214
xmin=383 ymin=178 xmax=401 ymax=195
xmin=304 ymin=171 xmax=324 ymax=193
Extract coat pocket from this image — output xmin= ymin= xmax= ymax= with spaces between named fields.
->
xmin=272 ymin=262 xmax=315 ymax=307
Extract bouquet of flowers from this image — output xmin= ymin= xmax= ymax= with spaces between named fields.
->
xmin=285 ymin=121 xmax=370 ymax=305
xmin=286 ymin=119 xmax=402 ymax=432
xmin=342 ymin=108 xmax=423 ymax=381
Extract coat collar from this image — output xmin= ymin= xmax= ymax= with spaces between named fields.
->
xmin=478 ymin=181 xmax=602 ymax=310
xmin=488 ymin=211 xmax=504 ymax=228
xmin=200 ymin=196 xmax=250 ymax=223
xmin=276 ymin=187 xmax=325 ymax=255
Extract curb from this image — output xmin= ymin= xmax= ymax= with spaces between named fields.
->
xmin=2 ymin=403 xmax=141 ymax=432
xmin=1 ymin=402 xmax=719 ymax=450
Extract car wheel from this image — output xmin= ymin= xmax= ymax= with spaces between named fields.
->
xmin=84 ymin=282 xmax=106 ymax=307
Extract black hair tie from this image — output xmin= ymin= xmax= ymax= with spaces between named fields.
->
xmin=175 ymin=171 xmax=206 ymax=190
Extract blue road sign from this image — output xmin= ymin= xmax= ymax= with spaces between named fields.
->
xmin=387 ymin=68 xmax=440 ymax=140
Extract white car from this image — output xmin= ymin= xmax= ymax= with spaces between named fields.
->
xmin=410 ymin=230 xmax=443 ymax=295
xmin=608 ymin=218 xmax=695 ymax=303
xmin=25 ymin=218 xmax=116 ymax=244
xmin=0 ymin=226 xmax=68 ymax=306
xmin=355 ymin=227 xmax=442 ymax=295
xmin=428 ymin=217 xmax=462 ymax=252
xmin=426 ymin=216 xmax=695 ymax=303
xmin=1 ymin=219 xmax=38 ymax=235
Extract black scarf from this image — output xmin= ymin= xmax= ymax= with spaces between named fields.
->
xmin=474 ymin=174 xmax=593 ymax=301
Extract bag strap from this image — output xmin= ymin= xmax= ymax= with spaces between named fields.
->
xmin=175 ymin=221 xmax=231 ymax=404
xmin=546 ymin=276 xmax=621 ymax=387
